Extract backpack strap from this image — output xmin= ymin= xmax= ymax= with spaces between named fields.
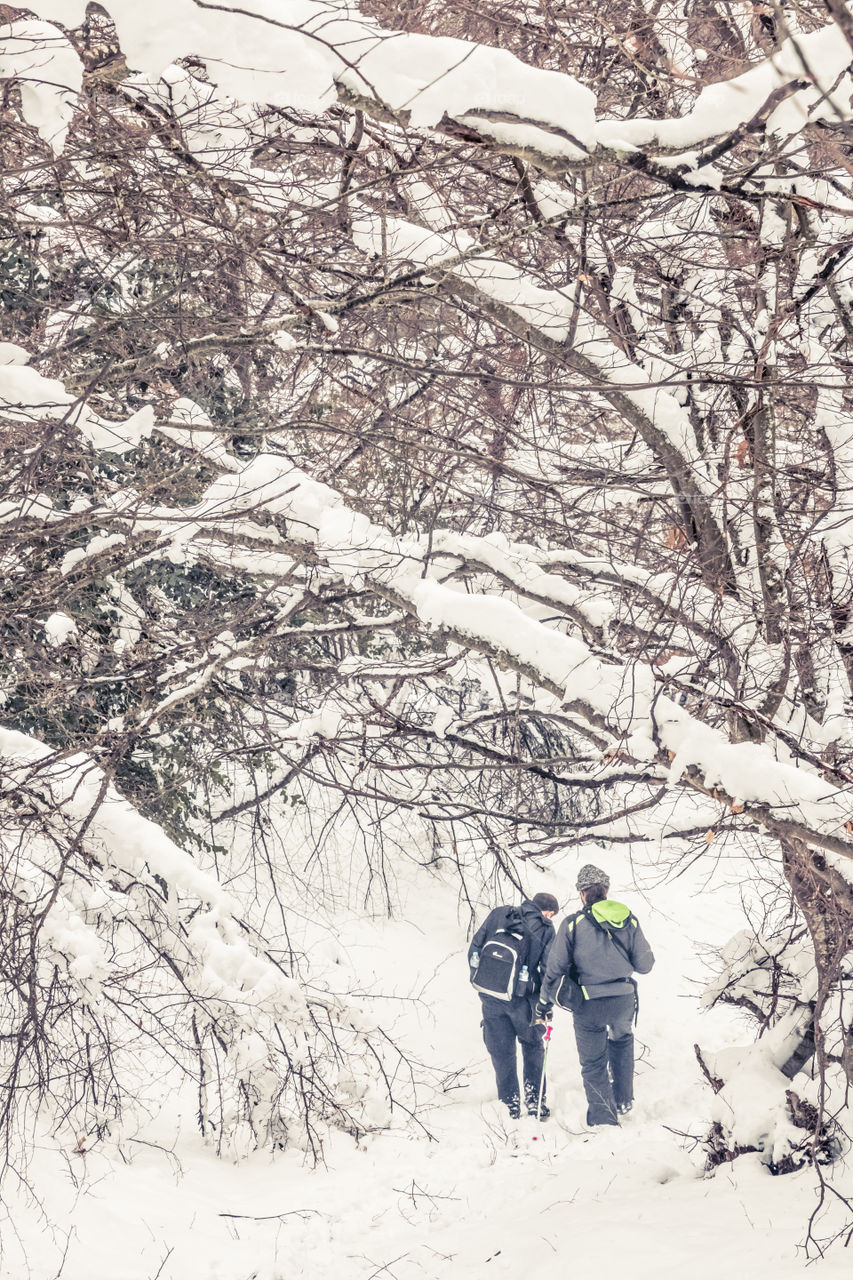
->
xmin=581 ymin=907 xmax=639 ymax=1022
xmin=490 ymin=911 xmax=534 ymax=977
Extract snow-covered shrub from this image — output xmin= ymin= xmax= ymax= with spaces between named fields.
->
xmin=699 ymin=914 xmax=851 ymax=1173
xmin=0 ymin=733 xmax=442 ymax=1163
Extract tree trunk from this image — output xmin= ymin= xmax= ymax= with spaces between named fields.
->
xmin=781 ymin=836 xmax=853 ymax=1083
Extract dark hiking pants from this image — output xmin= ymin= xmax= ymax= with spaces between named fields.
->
xmin=572 ymin=991 xmax=635 ymax=1126
xmin=481 ymin=997 xmax=545 ymax=1113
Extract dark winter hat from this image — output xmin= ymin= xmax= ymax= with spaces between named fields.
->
xmin=531 ymin=891 xmax=559 ymax=914
xmin=576 ymin=863 xmax=609 ymax=891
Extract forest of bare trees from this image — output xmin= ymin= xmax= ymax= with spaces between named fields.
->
xmin=2 ymin=0 xmax=853 ymax=1199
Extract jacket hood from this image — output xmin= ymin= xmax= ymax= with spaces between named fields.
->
xmin=590 ymin=899 xmax=631 ymax=928
xmin=518 ymin=899 xmax=550 ymax=932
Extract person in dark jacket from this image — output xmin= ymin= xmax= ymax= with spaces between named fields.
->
xmin=469 ymin=892 xmax=559 ymax=1120
xmin=537 ymin=864 xmax=654 ymax=1127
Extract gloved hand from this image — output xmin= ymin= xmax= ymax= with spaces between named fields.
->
xmin=534 ymin=1001 xmax=553 ymax=1022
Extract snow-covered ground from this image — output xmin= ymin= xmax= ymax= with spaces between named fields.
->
xmin=2 ymin=845 xmax=851 ymax=1279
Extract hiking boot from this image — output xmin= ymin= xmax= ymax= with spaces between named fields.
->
xmin=616 ymin=1101 xmax=633 ymax=1116
xmin=507 ymin=1098 xmax=521 ymax=1120
xmin=528 ymin=1103 xmax=550 ymax=1121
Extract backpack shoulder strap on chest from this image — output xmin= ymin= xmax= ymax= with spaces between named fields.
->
xmin=582 ymin=905 xmax=633 ymax=963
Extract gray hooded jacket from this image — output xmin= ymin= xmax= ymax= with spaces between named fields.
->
xmin=541 ymin=899 xmax=654 ymax=1003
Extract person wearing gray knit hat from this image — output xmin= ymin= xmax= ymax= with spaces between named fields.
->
xmin=576 ymin=864 xmax=609 ymax=892
xmin=536 ymin=866 xmax=654 ymax=1127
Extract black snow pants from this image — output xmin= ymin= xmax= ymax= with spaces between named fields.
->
xmin=480 ymin=996 xmax=545 ymax=1114
xmin=572 ymin=991 xmax=635 ymax=1126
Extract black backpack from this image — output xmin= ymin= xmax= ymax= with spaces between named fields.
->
xmin=470 ymin=920 xmax=532 ymax=1002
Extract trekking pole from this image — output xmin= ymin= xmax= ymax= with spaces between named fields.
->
xmin=535 ymin=1023 xmax=552 ymax=1124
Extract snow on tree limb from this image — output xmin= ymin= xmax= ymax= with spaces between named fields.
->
xmin=149 ymin=449 xmax=853 ymax=875
xmin=14 ymin=0 xmax=853 ymax=169
xmin=21 ymin=0 xmax=597 ymax=154
xmin=0 ymin=724 xmax=305 ymax=1016
xmin=347 ymin=208 xmax=734 ymax=592
xmin=595 ymin=22 xmax=853 ymax=152
xmin=0 ymin=359 xmax=155 ymax=454
xmin=6 ymin=324 xmax=850 ymax=876
xmin=0 ymin=19 xmax=82 ymax=152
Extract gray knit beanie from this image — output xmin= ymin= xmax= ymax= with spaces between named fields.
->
xmin=576 ymin=863 xmax=609 ymax=891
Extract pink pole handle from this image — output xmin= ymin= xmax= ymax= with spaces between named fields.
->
xmin=543 ymin=1024 xmax=553 ymax=1042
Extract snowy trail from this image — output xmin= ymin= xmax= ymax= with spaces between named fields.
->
xmin=3 ymin=849 xmax=852 ymax=1279
xmin=9 ymin=1088 xmax=844 ymax=1279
